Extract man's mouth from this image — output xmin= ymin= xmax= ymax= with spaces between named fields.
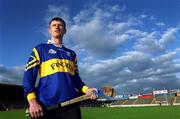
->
xmin=55 ymin=30 xmax=60 ymax=33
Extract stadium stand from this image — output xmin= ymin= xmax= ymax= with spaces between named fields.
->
xmin=111 ymin=90 xmax=180 ymax=107
xmin=0 ymin=83 xmax=25 ymax=111
xmin=135 ymin=98 xmax=154 ymax=104
xmin=1 ymin=83 xmax=180 ymax=110
xmin=111 ymin=100 xmax=126 ymax=105
xmin=175 ymin=96 xmax=180 ymax=103
xmin=122 ymin=99 xmax=136 ymax=105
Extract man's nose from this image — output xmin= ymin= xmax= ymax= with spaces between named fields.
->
xmin=55 ymin=25 xmax=59 ymax=28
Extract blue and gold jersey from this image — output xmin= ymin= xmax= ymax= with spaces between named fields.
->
xmin=23 ymin=43 xmax=88 ymax=107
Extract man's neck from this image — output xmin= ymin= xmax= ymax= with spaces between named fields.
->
xmin=50 ymin=37 xmax=63 ymax=45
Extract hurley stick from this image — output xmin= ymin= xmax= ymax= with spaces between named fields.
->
xmin=60 ymin=85 xmax=116 ymax=107
xmin=26 ymin=86 xmax=116 ymax=116
xmin=60 ymin=94 xmax=91 ymax=107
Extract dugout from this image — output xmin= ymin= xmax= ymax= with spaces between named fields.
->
xmin=0 ymin=83 xmax=25 ymax=111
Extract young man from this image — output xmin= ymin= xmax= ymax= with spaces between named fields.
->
xmin=23 ymin=17 xmax=97 ymax=119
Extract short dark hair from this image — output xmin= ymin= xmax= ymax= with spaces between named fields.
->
xmin=49 ymin=17 xmax=66 ymax=28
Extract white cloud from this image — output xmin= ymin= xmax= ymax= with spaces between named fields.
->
xmin=140 ymin=14 xmax=147 ymax=19
xmin=159 ymin=28 xmax=178 ymax=46
xmin=156 ymin=22 xmax=165 ymax=27
xmin=39 ymin=2 xmax=180 ymax=94
xmin=45 ymin=5 xmax=70 ymax=25
xmin=150 ymin=16 xmax=156 ymax=20
xmin=134 ymin=27 xmax=179 ymax=54
xmin=0 ymin=1 xmax=179 ymax=95
xmin=175 ymin=48 xmax=180 ymax=52
xmin=67 ymin=5 xmax=137 ymax=56
xmin=176 ymin=73 xmax=180 ymax=79
xmin=126 ymin=29 xmax=147 ymax=37
xmin=134 ymin=31 xmax=163 ymax=53
xmin=153 ymin=51 xmax=176 ymax=64
xmin=78 ymin=49 xmax=180 ymax=93
xmin=0 ymin=65 xmax=24 ymax=85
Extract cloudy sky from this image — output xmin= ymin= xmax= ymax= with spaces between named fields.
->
xmin=0 ymin=0 xmax=180 ymax=94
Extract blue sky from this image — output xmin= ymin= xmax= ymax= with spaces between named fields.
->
xmin=0 ymin=0 xmax=180 ymax=94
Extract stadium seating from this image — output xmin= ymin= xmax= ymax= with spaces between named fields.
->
xmin=135 ymin=98 xmax=154 ymax=104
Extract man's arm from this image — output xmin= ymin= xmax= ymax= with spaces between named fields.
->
xmin=85 ymin=88 xmax=98 ymax=100
xmin=23 ymin=47 xmax=43 ymax=118
xmin=28 ymin=98 xmax=43 ymax=118
xmin=72 ymin=55 xmax=98 ymax=99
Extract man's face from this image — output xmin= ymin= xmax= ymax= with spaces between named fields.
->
xmin=49 ymin=20 xmax=66 ymax=38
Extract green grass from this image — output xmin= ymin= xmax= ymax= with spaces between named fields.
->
xmin=81 ymin=106 xmax=180 ymax=119
xmin=0 ymin=109 xmax=28 ymax=119
xmin=0 ymin=106 xmax=180 ymax=119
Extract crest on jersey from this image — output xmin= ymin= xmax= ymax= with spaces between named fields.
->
xmin=49 ymin=49 xmax=57 ymax=54
xmin=66 ymin=51 xmax=71 ymax=57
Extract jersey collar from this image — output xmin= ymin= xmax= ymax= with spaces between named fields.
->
xmin=47 ymin=40 xmax=64 ymax=48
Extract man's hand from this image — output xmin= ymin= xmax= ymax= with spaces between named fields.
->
xmin=28 ymin=98 xmax=44 ymax=118
xmin=85 ymin=88 xmax=98 ymax=100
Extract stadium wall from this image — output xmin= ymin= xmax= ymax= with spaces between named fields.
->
xmin=0 ymin=83 xmax=25 ymax=111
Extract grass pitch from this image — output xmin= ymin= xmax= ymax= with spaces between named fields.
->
xmin=0 ymin=106 xmax=180 ymax=119
xmin=81 ymin=106 xmax=180 ymax=119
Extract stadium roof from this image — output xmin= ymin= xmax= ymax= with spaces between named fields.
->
xmin=0 ymin=83 xmax=22 ymax=87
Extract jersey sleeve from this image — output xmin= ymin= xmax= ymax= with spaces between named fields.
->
xmin=23 ymin=47 xmax=41 ymax=101
xmin=73 ymin=55 xmax=89 ymax=93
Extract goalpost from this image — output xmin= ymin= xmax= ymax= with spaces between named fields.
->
xmin=0 ymin=100 xmax=8 ymax=111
